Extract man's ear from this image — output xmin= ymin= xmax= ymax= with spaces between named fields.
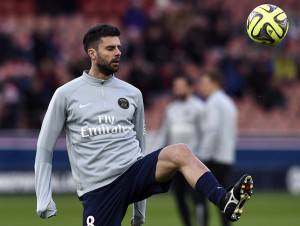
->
xmin=88 ymin=48 xmax=97 ymax=60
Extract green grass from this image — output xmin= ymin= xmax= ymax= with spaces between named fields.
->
xmin=0 ymin=192 xmax=299 ymax=226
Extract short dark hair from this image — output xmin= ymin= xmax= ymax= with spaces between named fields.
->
xmin=203 ymin=69 xmax=224 ymax=87
xmin=83 ymin=24 xmax=120 ymax=53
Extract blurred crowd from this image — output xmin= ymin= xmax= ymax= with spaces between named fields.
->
xmin=0 ymin=0 xmax=300 ymax=132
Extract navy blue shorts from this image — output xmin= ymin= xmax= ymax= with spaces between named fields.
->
xmin=79 ymin=149 xmax=171 ymax=226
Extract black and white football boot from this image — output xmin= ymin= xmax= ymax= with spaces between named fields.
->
xmin=221 ymin=175 xmax=254 ymax=222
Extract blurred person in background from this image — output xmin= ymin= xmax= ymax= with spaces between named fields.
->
xmin=155 ymin=76 xmax=205 ymax=226
xmin=246 ymin=49 xmax=287 ymax=111
xmin=197 ymin=70 xmax=238 ymax=226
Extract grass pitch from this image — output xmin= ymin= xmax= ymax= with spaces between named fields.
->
xmin=0 ymin=192 xmax=299 ymax=226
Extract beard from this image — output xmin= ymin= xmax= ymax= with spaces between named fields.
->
xmin=95 ymin=56 xmax=120 ymax=76
xmin=174 ymin=94 xmax=188 ymax=101
xmin=96 ymin=63 xmax=118 ymax=76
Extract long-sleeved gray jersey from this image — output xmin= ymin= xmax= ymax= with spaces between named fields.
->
xmin=35 ymin=71 xmax=146 ymax=223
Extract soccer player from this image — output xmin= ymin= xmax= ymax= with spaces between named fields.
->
xmin=197 ymin=70 xmax=238 ymax=226
xmin=35 ymin=24 xmax=253 ymax=226
xmin=156 ymin=76 xmax=205 ymax=226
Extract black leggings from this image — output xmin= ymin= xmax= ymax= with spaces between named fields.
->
xmin=198 ymin=161 xmax=232 ymax=226
xmin=172 ymin=172 xmax=203 ymax=226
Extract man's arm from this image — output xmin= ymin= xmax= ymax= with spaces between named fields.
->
xmin=152 ymin=110 xmax=169 ymax=150
xmin=194 ymin=103 xmax=204 ymax=158
xmin=35 ymin=88 xmax=66 ymax=218
xmin=200 ymin=101 xmax=220 ymax=159
xmin=132 ymin=91 xmax=147 ymax=225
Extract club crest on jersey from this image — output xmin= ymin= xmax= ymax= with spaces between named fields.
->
xmin=118 ymin=98 xmax=129 ymax=109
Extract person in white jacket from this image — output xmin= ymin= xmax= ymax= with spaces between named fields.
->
xmin=197 ymin=69 xmax=238 ymax=226
xmin=157 ymin=76 xmax=205 ymax=226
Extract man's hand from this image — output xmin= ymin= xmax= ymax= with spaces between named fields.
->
xmin=37 ymin=199 xmax=57 ymax=219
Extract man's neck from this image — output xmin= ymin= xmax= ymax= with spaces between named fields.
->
xmin=208 ymin=87 xmax=221 ymax=97
xmin=88 ymin=66 xmax=112 ymax=80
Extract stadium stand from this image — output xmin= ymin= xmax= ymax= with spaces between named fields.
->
xmin=0 ymin=0 xmax=300 ymax=135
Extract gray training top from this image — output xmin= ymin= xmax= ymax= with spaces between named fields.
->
xmin=35 ymin=71 xmax=146 ymax=222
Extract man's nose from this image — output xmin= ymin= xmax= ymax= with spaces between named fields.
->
xmin=115 ymin=48 xmax=121 ymax=56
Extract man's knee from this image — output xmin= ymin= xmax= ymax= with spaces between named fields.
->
xmin=167 ymin=143 xmax=194 ymax=166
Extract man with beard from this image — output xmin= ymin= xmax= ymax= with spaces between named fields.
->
xmin=156 ymin=76 xmax=205 ymax=226
xmin=35 ymin=24 xmax=253 ymax=226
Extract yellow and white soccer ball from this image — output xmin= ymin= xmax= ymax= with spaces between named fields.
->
xmin=246 ymin=4 xmax=289 ymax=45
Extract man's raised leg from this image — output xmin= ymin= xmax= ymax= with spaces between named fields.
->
xmin=155 ymin=143 xmax=253 ymax=222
